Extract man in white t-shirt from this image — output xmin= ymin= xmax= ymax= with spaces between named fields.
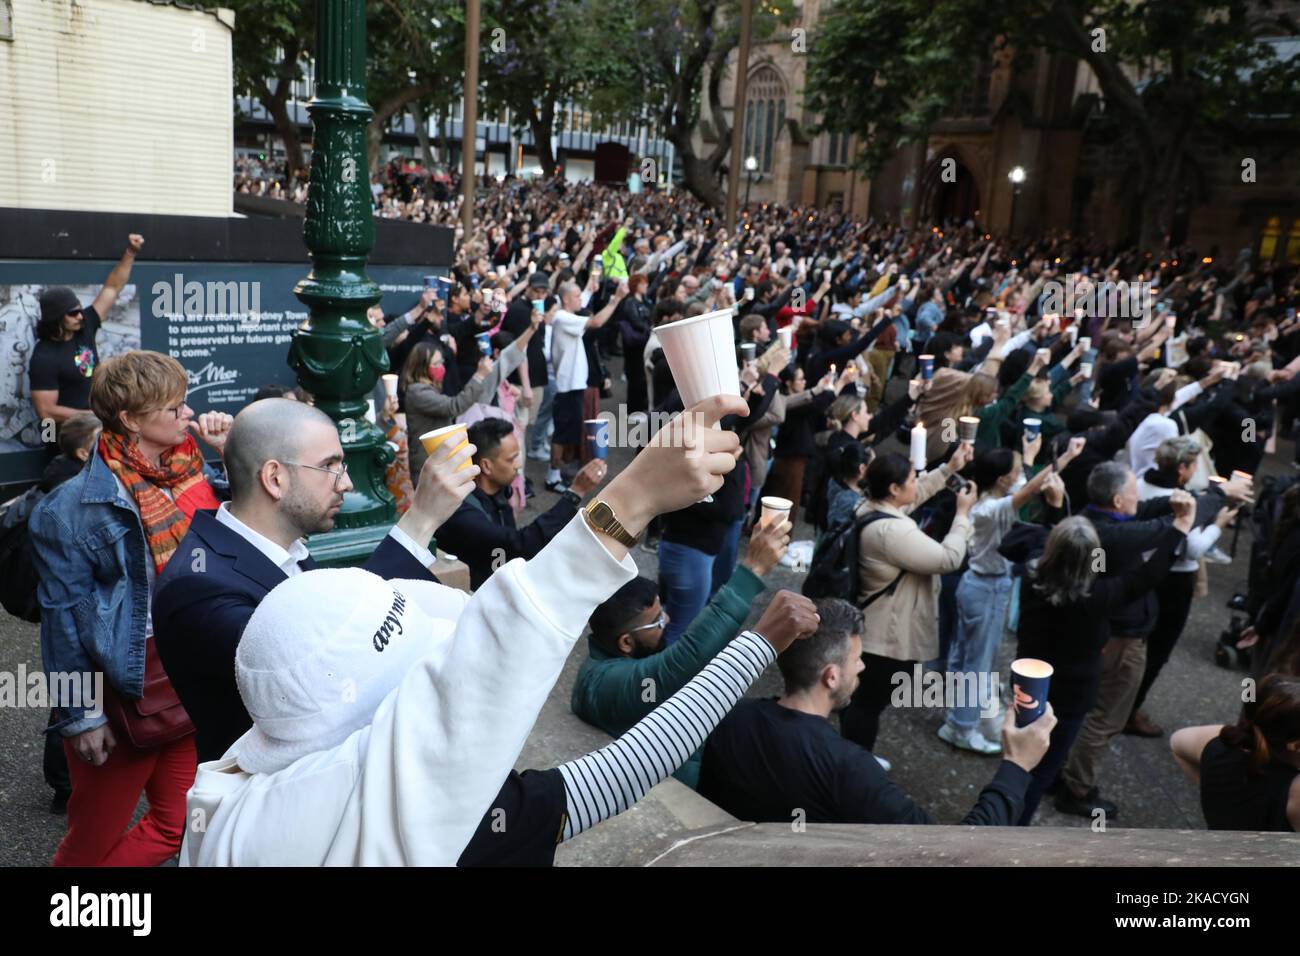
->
xmin=544 ymin=279 xmax=627 ymax=492
xmin=1126 ymin=365 xmax=1225 ymax=477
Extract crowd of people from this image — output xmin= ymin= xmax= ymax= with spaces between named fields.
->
xmin=11 ymin=173 xmax=1300 ymax=868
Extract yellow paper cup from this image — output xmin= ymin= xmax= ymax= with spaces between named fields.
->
xmin=419 ymin=424 xmax=472 ymax=471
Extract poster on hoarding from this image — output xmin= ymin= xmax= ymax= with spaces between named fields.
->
xmin=0 ymin=261 xmax=445 ymax=484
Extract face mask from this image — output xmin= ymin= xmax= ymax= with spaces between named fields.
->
xmin=429 ymin=364 xmax=446 ymax=385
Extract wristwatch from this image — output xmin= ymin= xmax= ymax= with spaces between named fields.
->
xmin=583 ymin=499 xmax=638 ymax=548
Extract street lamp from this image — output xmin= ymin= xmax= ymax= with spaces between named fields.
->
xmin=1007 ymin=165 xmax=1026 ymax=236
xmin=289 ymin=0 xmax=392 ymax=565
xmin=744 ymin=155 xmax=759 ymax=208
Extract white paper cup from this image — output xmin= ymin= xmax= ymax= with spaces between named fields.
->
xmin=1079 ymin=336 xmax=1091 ymax=352
xmin=778 ymin=326 xmax=793 ymax=351
xmin=655 ymin=307 xmax=742 ymax=411
xmin=1080 ymin=362 xmax=1093 ymax=377
xmin=759 ymin=496 xmax=792 ymax=529
xmin=382 ymin=373 xmax=399 ymax=398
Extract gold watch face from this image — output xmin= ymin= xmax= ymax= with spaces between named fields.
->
xmin=586 ymin=500 xmax=615 ymax=527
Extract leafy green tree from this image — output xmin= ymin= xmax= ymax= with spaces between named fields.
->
xmin=478 ymin=0 xmax=645 ymax=177
xmin=805 ymin=0 xmax=1300 ymax=247
xmin=226 ymin=0 xmax=316 ymax=177
xmin=366 ymin=0 xmax=464 ymax=173
xmin=615 ymin=1 xmax=789 ymax=207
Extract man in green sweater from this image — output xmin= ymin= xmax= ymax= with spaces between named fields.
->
xmin=571 ymin=517 xmax=792 ymax=788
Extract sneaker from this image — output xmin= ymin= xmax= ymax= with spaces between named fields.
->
xmin=1204 ymin=546 xmax=1232 ymax=565
xmin=526 ymin=450 xmax=551 ymax=462
xmin=1054 ymin=786 xmax=1118 ymax=819
xmin=977 ymin=706 xmax=1005 ymax=743
xmin=937 ymin=722 xmax=1003 ymax=755
xmin=544 ymin=478 xmax=570 ymax=494
xmin=524 ymin=477 xmax=536 ymax=501
xmin=874 ymin=754 xmax=892 ymax=772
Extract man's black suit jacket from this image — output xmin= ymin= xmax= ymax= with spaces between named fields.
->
xmin=153 ymin=509 xmax=435 ymax=763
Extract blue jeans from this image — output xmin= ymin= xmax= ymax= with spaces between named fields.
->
xmin=711 ymin=518 xmax=744 ymax=598
xmin=928 ymin=569 xmax=963 ymax=673
xmin=657 ymin=540 xmax=714 ymax=646
xmin=1018 ymin=714 xmax=1085 ymax=825
xmin=945 ymin=571 xmax=1013 ymax=732
xmin=528 ymin=381 xmax=557 ymax=457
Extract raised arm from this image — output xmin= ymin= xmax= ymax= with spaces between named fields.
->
xmin=587 ymin=283 xmax=628 ymax=330
xmin=91 ymin=233 xmax=144 ymax=318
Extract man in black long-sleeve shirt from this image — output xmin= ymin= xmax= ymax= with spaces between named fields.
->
xmin=699 ymin=599 xmax=1055 ymax=825
xmin=436 ymin=417 xmax=606 ymax=590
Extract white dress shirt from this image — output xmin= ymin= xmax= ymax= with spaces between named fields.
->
xmin=215 ymin=503 xmax=435 ymax=576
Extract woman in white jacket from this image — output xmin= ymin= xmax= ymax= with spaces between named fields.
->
xmin=1131 ymin=436 xmax=1241 ymax=737
xmin=180 ymin=395 xmax=820 ymax=866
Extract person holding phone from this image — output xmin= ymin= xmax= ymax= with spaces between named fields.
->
xmin=502 ymin=272 xmax=552 ymax=459
xmin=939 ymin=436 xmax=1082 ymax=755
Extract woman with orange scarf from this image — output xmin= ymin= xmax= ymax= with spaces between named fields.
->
xmin=29 ymin=351 xmax=232 ymax=866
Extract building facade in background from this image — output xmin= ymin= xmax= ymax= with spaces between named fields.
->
xmin=0 ymin=0 xmax=234 ymax=217
xmin=703 ymin=1 xmax=1300 ymax=262
xmin=235 ymin=75 xmax=674 ymax=186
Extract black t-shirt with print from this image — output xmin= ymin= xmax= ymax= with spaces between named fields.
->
xmin=28 ymin=306 xmax=101 ymax=411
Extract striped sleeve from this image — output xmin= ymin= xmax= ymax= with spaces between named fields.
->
xmin=556 ymin=631 xmax=777 ymax=841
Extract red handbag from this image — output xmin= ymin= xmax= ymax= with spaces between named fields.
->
xmin=102 ymin=639 xmax=194 ymax=749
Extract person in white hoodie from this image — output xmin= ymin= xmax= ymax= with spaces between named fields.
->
xmin=181 ymin=394 xmax=821 ymax=866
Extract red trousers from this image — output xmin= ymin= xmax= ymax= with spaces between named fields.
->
xmin=53 ymin=733 xmax=196 ymax=867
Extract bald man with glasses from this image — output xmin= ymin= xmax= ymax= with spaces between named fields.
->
xmin=153 ymin=398 xmax=472 ymax=763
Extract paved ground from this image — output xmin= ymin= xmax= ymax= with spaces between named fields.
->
xmin=0 ymin=357 xmax=1270 ymax=865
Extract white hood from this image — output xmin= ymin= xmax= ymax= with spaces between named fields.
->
xmin=180 ymin=514 xmax=637 ymax=866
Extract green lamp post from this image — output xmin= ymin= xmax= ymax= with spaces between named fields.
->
xmin=288 ymin=0 xmax=394 ymax=566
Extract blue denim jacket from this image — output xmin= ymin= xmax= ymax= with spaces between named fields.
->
xmin=29 ymin=453 xmax=151 ymax=736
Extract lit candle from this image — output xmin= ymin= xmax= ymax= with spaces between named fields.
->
xmin=910 ymin=423 xmax=927 ymax=472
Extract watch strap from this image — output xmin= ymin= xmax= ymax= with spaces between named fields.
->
xmin=584 ymin=500 xmax=638 ymax=547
